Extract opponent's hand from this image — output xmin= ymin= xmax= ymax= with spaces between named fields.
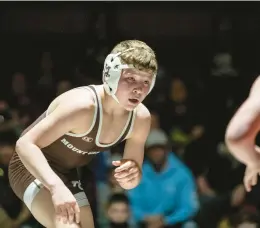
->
xmin=51 ymin=184 xmax=80 ymax=224
xmin=112 ymin=159 xmax=142 ymax=189
xmin=244 ymin=163 xmax=260 ymax=192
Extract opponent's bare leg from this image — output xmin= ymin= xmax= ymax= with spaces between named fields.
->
xmin=30 ymin=187 xmax=95 ymax=228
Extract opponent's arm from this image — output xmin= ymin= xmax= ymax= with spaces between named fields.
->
xmin=113 ymin=105 xmax=151 ymax=190
xmin=225 ymin=76 xmax=260 ymax=166
xmin=15 ymin=90 xmax=94 ymax=193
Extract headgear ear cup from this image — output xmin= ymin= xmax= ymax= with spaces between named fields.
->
xmin=102 ymin=48 xmax=156 ymax=104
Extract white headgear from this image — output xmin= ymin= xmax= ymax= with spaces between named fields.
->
xmin=102 ymin=48 xmax=156 ymax=103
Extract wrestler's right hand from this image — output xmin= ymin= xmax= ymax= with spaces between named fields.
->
xmin=50 ymin=184 xmax=80 ymax=224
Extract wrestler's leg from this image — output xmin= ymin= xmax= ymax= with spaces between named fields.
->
xmin=29 ymin=181 xmax=95 ymax=228
xmin=30 ymin=187 xmax=82 ymax=228
xmin=77 ymin=205 xmax=95 ymax=228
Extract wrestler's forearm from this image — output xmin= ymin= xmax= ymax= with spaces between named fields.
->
xmin=16 ymin=141 xmax=64 ymax=192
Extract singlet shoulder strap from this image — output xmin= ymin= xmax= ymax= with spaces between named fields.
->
xmin=115 ymin=109 xmax=135 ymax=144
xmin=88 ymin=85 xmax=100 ymax=108
xmin=65 ymin=85 xmax=99 ymax=137
xmin=88 ymin=85 xmax=135 ymax=147
xmin=123 ymin=108 xmax=137 ymax=140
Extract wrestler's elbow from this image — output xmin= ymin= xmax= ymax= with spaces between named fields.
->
xmin=225 ymin=128 xmax=238 ymax=146
xmin=225 ymin=122 xmax=254 ymax=155
xmin=225 ymin=126 xmax=244 ymax=153
xmin=15 ymin=137 xmax=33 ymax=155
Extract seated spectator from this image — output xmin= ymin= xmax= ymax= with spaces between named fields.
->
xmin=0 ymin=100 xmax=21 ymax=143
xmin=7 ymin=72 xmax=42 ymax=128
xmin=0 ymin=141 xmax=36 ymax=227
xmin=0 ymin=206 xmax=14 ymax=228
xmin=106 ymin=193 xmax=132 ymax=228
xmin=159 ymin=78 xmax=205 ymax=157
xmin=219 ymin=205 xmax=260 ymax=228
xmin=8 ymin=72 xmax=34 ymax=128
xmin=127 ymin=129 xmax=199 ymax=228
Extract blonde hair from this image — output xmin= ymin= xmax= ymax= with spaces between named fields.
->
xmin=111 ymin=40 xmax=158 ymax=75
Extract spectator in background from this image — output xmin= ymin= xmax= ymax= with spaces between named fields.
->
xmin=0 ymin=100 xmax=21 ymax=141
xmin=0 ymin=206 xmax=15 ymax=228
xmin=9 ymin=72 xmax=30 ymax=106
xmin=220 ymin=205 xmax=260 ymax=228
xmin=159 ymin=78 xmax=205 ymax=157
xmin=0 ymin=141 xmax=35 ymax=228
xmin=8 ymin=72 xmax=33 ymax=128
xmin=106 ymin=193 xmax=132 ymax=228
xmin=128 ymin=129 xmax=199 ymax=228
xmin=36 ymin=51 xmax=56 ymax=106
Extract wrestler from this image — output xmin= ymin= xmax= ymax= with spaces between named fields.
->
xmin=8 ymin=40 xmax=157 ymax=228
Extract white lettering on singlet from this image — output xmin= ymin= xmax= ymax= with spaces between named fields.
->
xmin=60 ymin=138 xmax=100 ymax=155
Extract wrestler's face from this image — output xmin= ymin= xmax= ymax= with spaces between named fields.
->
xmin=116 ymin=69 xmax=154 ymax=111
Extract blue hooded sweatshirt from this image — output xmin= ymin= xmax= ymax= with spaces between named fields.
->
xmin=127 ymin=152 xmax=199 ymax=225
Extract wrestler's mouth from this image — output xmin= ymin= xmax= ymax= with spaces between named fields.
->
xmin=128 ymin=98 xmax=139 ymax=104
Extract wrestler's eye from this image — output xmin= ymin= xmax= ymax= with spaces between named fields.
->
xmin=144 ymin=81 xmax=150 ymax=86
xmin=127 ymin=77 xmax=135 ymax=82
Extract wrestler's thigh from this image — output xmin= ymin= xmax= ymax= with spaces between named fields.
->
xmin=30 ymin=187 xmax=81 ymax=228
xmin=79 ymin=205 xmax=95 ymax=228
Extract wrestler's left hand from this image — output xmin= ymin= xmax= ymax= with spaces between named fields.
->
xmin=112 ymin=159 xmax=142 ymax=189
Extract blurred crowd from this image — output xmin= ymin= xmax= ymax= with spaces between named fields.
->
xmin=1 ymin=3 xmax=260 ymax=228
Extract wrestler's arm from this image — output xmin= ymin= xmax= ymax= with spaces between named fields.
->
xmin=15 ymin=89 xmax=95 ymax=193
xmin=225 ymin=76 xmax=260 ymax=166
xmin=117 ymin=105 xmax=151 ymax=189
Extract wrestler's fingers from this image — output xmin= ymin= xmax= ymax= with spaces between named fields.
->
xmin=115 ymin=161 xmax=135 ymax=172
xmin=73 ymin=202 xmax=80 ymax=224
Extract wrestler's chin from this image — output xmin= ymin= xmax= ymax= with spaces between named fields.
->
xmin=123 ymin=100 xmax=140 ymax=111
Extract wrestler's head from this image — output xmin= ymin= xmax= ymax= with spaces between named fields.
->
xmin=103 ymin=40 xmax=157 ymax=111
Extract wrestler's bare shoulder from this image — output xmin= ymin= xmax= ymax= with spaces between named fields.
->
xmin=250 ymin=76 xmax=260 ymax=96
xmin=126 ymin=103 xmax=151 ymax=140
xmin=135 ymin=103 xmax=151 ymax=122
xmin=48 ymin=87 xmax=96 ymax=115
